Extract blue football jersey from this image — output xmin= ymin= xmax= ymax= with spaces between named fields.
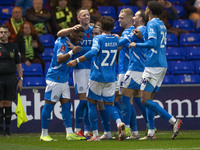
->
xmin=126 ymin=26 xmax=146 ymax=72
xmin=89 ymin=34 xmax=119 ymax=82
xmin=73 ymin=25 xmax=93 ymax=69
xmin=46 ymin=37 xmax=71 ymax=83
xmin=118 ymin=26 xmax=135 ymax=74
xmin=144 ymin=18 xmax=168 ymax=67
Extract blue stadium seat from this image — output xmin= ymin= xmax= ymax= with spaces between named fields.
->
xmin=194 ymin=61 xmax=200 ymax=74
xmin=172 ymin=5 xmax=185 ymax=18
xmin=0 ymin=19 xmax=8 ymax=25
xmin=173 ymin=19 xmax=195 ymax=32
xmin=44 ymin=61 xmax=51 ymax=75
xmin=41 ymin=48 xmax=53 ymax=61
xmin=0 ymin=0 xmax=15 ymax=5
xmin=111 ymin=21 xmax=122 ymax=34
xmin=117 ymin=6 xmax=138 ymax=16
xmin=166 ymin=47 xmax=186 ymax=60
xmin=168 ymin=0 xmax=180 ymax=4
xmin=167 ymin=33 xmax=178 ymax=46
xmin=0 ymin=6 xmax=13 ymax=19
xmin=23 ymin=77 xmax=46 ymax=86
xmin=196 ymin=20 xmax=200 ymax=32
xmin=179 ymin=33 xmax=200 ymax=46
xmin=171 ymin=61 xmax=195 ymax=75
xmin=185 ymin=46 xmax=200 ymax=60
xmin=174 ymin=75 xmax=200 ymax=84
xmin=119 ymin=0 xmax=130 ymax=4
xmin=98 ymin=6 xmax=117 ymax=19
xmin=22 ymin=63 xmax=43 ymax=76
xmin=163 ymin=75 xmax=175 ymax=84
xmin=39 ymin=34 xmax=55 ymax=47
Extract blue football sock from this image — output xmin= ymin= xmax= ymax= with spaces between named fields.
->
xmin=88 ymin=102 xmax=98 ymax=131
xmin=75 ymin=100 xmax=87 ymax=129
xmin=99 ymin=109 xmax=110 ymax=132
xmin=83 ymin=105 xmax=91 ymax=131
xmin=104 ymin=105 xmax=120 ymax=121
xmin=61 ymin=102 xmax=72 ymax=128
xmin=130 ymin=105 xmax=138 ymax=132
xmin=144 ymin=100 xmax=172 ymax=121
xmin=146 ymin=108 xmax=155 ymax=129
xmin=134 ymin=97 xmax=147 ymax=123
xmin=41 ymin=103 xmax=54 ymax=129
xmin=121 ymin=95 xmax=131 ymax=125
xmin=114 ymin=101 xmax=122 ymax=111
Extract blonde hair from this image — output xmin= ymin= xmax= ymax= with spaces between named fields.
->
xmin=120 ymin=8 xmax=133 ymax=18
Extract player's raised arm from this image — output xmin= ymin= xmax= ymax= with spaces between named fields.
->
xmin=57 ymin=24 xmax=82 ymax=37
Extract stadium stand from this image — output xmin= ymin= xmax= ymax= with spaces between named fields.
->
xmin=98 ymin=6 xmax=117 ymax=19
xmin=173 ymin=19 xmax=195 ymax=32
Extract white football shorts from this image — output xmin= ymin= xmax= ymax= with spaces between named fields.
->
xmin=140 ymin=67 xmax=167 ymax=92
xmin=87 ymin=80 xmax=115 ymax=103
xmin=123 ymin=70 xmax=143 ymax=90
xmin=45 ymin=80 xmax=70 ymax=103
xmin=73 ymin=69 xmax=91 ymax=94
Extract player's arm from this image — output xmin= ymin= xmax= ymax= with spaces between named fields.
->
xmin=67 ymin=48 xmax=98 ymax=67
xmin=57 ymin=24 xmax=82 ymax=37
xmin=129 ymin=38 xmax=157 ymax=49
xmin=57 ymin=46 xmax=82 ymax=63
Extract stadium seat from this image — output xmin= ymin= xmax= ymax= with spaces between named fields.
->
xmin=185 ymin=46 xmax=200 ymax=60
xmin=44 ymin=61 xmax=51 ymax=75
xmin=196 ymin=20 xmax=200 ymax=32
xmin=179 ymin=33 xmax=200 ymax=46
xmin=0 ymin=6 xmax=13 ymax=19
xmin=0 ymin=0 xmax=15 ymax=5
xmin=117 ymin=6 xmax=138 ymax=16
xmin=166 ymin=47 xmax=186 ymax=60
xmin=111 ymin=21 xmax=122 ymax=34
xmin=41 ymin=48 xmax=53 ymax=61
xmin=171 ymin=61 xmax=195 ymax=75
xmin=23 ymin=77 xmax=46 ymax=86
xmin=162 ymin=75 xmax=176 ymax=84
xmin=98 ymin=6 xmax=117 ymax=19
xmin=22 ymin=63 xmax=43 ymax=76
xmin=194 ymin=61 xmax=200 ymax=74
xmin=173 ymin=19 xmax=195 ymax=32
xmin=172 ymin=5 xmax=185 ymax=18
xmin=119 ymin=0 xmax=130 ymax=4
xmin=167 ymin=33 xmax=178 ymax=46
xmin=174 ymin=74 xmax=200 ymax=84
xmin=39 ymin=34 xmax=55 ymax=47
xmin=0 ymin=19 xmax=8 ymax=25
xmin=168 ymin=0 xmax=180 ymax=4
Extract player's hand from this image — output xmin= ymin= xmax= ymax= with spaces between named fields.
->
xmin=129 ymin=42 xmax=136 ymax=49
xmin=165 ymin=1 xmax=172 ymax=8
xmin=112 ymin=34 xmax=120 ymax=39
xmin=72 ymin=46 xmax=82 ymax=54
xmin=67 ymin=41 xmax=75 ymax=49
xmin=25 ymin=60 xmax=31 ymax=66
xmin=67 ymin=59 xmax=77 ymax=67
xmin=17 ymin=80 xmax=23 ymax=91
xmin=73 ymin=24 xmax=82 ymax=31
xmin=133 ymin=29 xmax=143 ymax=39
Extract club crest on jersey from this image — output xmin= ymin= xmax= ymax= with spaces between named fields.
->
xmin=141 ymin=78 xmax=147 ymax=85
xmin=10 ymin=52 xmax=14 ymax=58
xmin=60 ymin=45 xmax=65 ymax=52
xmin=86 ymin=33 xmax=90 ymax=38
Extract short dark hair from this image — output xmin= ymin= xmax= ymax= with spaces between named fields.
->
xmin=0 ymin=25 xmax=9 ymax=31
xmin=73 ymin=26 xmax=85 ymax=33
xmin=147 ymin=0 xmax=163 ymax=16
xmin=138 ymin=9 xmax=146 ymax=23
xmin=100 ymin=16 xmax=115 ymax=32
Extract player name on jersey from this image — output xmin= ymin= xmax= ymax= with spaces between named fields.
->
xmin=105 ymin=42 xmax=118 ymax=47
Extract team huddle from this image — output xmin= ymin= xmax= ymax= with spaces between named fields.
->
xmin=40 ymin=1 xmax=182 ymax=142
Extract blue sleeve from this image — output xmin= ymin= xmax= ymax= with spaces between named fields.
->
xmin=84 ymin=48 xmax=98 ymax=60
xmin=136 ymin=38 xmax=157 ymax=49
xmin=81 ymin=47 xmax=91 ymax=53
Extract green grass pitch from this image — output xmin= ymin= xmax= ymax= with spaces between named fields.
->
xmin=1 ymin=130 xmax=200 ymax=150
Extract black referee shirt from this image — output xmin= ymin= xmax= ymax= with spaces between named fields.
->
xmin=0 ymin=42 xmax=21 ymax=75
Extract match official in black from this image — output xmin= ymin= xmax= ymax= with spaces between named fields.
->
xmin=0 ymin=25 xmax=23 ymax=136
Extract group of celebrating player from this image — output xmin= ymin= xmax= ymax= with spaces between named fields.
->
xmin=39 ymin=0 xmax=182 ymax=142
